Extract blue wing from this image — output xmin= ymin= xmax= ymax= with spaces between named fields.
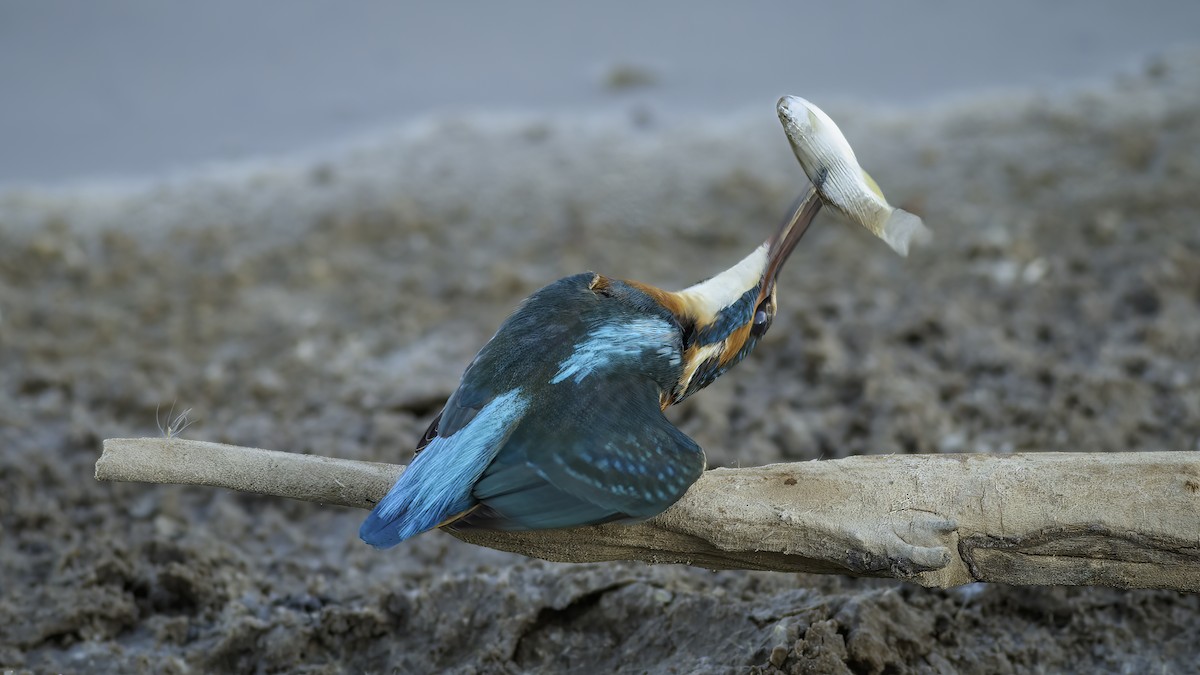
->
xmin=461 ymin=374 xmax=705 ymax=531
xmin=358 ymin=372 xmax=704 ymax=545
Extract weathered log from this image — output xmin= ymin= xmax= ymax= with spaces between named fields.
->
xmin=96 ymin=437 xmax=1200 ymax=591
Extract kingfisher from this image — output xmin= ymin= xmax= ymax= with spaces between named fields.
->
xmin=359 ymin=189 xmax=824 ymax=547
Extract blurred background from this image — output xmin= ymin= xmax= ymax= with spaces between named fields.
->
xmin=3 ymin=0 xmax=1200 ymax=186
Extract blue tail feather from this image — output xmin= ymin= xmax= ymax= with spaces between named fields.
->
xmin=359 ymin=476 xmax=472 ymax=548
xmin=359 ymin=388 xmax=529 ymax=548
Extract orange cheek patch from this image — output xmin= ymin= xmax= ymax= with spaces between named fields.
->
xmin=717 ymin=322 xmax=753 ymax=368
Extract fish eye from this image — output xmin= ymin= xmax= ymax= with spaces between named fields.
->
xmin=753 ymin=309 xmax=768 ymax=326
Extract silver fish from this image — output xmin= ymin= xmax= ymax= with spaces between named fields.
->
xmin=777 ymin=95 xmax=930 ymax=256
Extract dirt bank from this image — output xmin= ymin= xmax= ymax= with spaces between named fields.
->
xmin=2 ymin=51 xmax=1199 ymax=673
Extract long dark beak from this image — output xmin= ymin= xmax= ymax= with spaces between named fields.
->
xmin=764 ymin=187 xmax=822 ymax=288
xmin=668 ymin=186 xmax=823 ymax=327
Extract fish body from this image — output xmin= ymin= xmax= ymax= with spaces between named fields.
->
xmin=777 ymin=95 xmax=930 ymax=256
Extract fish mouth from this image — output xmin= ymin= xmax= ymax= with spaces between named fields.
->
xmin=764 ymin=187 xmax=822 ymax=288
xmin=776 ymin=96 xmax=815 ymax=136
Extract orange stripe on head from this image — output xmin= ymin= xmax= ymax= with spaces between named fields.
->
xmin=717 ymin=321 xmax=753 ymax=368
xmin=625 ymin=280 xmax=689 ymax=318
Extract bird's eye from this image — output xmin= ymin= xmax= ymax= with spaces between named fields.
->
xmin=750 ymin=302 xmax=772 ymax=337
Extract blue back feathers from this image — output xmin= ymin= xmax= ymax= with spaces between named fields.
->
xmin=550 ymin=317 xmax=680 ymax=385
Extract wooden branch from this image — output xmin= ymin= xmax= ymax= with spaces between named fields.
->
xmin=96 ymin=438 xmax=1200 ymax=591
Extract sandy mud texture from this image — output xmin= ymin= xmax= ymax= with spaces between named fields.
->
xmin=2 ymin=52 xmax=1199 ymax=673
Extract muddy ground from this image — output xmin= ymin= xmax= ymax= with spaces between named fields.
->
xmin=2 ymin=52 xmax=1200 ymax=673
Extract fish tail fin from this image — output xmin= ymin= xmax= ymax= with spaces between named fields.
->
xmin=880 ymin=208 xmax=931 ymax=257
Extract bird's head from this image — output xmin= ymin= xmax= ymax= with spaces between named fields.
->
xmin=627 ymin=190 xmax=822 ymax=404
